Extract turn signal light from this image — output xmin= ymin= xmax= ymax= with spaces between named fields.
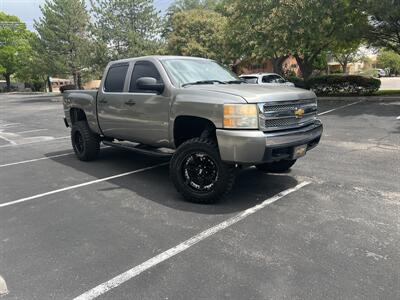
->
xmin=223 ymin=104 xmax=258 ymax=129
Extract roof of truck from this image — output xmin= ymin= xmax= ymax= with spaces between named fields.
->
xmin=110 ymin=55 xmax=211 ymax=64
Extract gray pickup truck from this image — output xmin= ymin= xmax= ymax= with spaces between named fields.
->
xmin=63 ymin=56 xmax=322 ymax=203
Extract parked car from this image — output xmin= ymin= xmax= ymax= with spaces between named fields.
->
xmin=63 ymin=56 xmax=322 ymax=203
xmin=240 ymin=73 xmax=295 ymax=87
xmin=376 ymin=69 xmax=386 ymax=78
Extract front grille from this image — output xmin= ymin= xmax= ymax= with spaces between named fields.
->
xmin=259 ymin=99 xmax=317 ymax=131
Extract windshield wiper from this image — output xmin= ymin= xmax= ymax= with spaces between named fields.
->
xmin=224 ymin=80 xmax=246 ymax=84
xmin=182 ymin=80 xmax=227 ymax=87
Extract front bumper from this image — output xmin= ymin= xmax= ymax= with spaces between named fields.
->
xmin=216 ymin=120 xmax=323 ymax=164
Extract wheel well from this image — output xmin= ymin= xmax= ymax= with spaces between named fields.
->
xmin=70 ymin=108 xmax=87 ymax=124
xmin=174 ymin=116 xmax=217 ymax=148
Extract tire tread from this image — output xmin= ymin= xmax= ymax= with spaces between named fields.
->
xmin=170 ymin=137 xmax=235 ymax=203
xmin=71 ymin=121 xmax=100 ymax=161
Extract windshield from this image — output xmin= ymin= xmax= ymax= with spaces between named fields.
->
xmin=161 ymin=58 xmax=240 ymax=86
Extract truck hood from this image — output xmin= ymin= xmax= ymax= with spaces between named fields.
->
xmin=186 ymin=84 xmax=316 ymax=103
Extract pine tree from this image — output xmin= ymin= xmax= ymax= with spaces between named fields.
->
xmin=90 ymin=0 xmax=162 ymax=60
xmin=34 ymin=0 xmax=90 ymax=88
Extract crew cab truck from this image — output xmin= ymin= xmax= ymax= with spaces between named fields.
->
xmin=63 ymin=56 xmax=323 ymax=203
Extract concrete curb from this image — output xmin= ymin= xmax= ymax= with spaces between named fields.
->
xmin=0 ymin=275 xmax=8 ymax=297
xmin=318 ymin=95 xmax=400 ymax=102
xmin=1 ymin=93 xmax=63 ymax=102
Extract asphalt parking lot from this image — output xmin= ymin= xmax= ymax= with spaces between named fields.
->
xmin=0 ymin=93 xmax=399 ymax=300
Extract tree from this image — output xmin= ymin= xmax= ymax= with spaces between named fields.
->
xmin=225 ymin=0 xmax=367 ymax=79
xmin=169 ymin=0 xmax=220 ymax=12
xmin=0 ymin=12 xmax=32 ymax=90
xmin=166 ymin=9 xmax=229 ymax=63
xmin=90 ymin=0 xmax=162 ymax=62
xmin=277 ymin=0 xmax=366 ymax=79
xmin=15 ymin=34 xmax=62 ymax=91
xmin=34 ymin=0 xmax=90 ymax=88
xmin=377 ymin=50 xmax=400 ymax=75
xmin=332 ymin=43 xmax=362 ymax=74
xmin=366 ymin=0 xmax=400 ymax=54
xmin=163 ymin=0 xmax=224 ymax=41
xmin=225 ymin=1 xmax=289 ymax=75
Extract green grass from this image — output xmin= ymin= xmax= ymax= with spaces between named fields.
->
xmin=374 ymin=90 xmax=400 ymax=96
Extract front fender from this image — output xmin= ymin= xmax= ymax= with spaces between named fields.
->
xmin=169 ymin=90 xmax=246 ymax=144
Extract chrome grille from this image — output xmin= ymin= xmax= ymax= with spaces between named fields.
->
xmin=259 ymin=99 xmax=317 ymax=132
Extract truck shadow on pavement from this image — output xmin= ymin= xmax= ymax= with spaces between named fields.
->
xmin=45 ymin=147 xmax=299 ymax=215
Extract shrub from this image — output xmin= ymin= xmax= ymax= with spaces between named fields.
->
xmin=306 ymin=75 xmax=381 ymax=96
xmin=286 ymin=76 xmax=307 ymax=89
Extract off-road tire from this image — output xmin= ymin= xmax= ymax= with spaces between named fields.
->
xmin=256 ymin=159 xmax=297 ymax=173
xmin=170 ymin=138 xmax=235 ymax=204
xmin=71 ymin=121 xmax=100 ymax=161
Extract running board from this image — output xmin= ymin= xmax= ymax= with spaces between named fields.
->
xmin=102 ymin=140 xmax=174 ymax=158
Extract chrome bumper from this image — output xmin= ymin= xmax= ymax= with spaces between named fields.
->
xmin=216 ymin=120 xmax=323 ymax=164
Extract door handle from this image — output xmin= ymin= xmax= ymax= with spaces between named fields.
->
xmin=125 ymin=99 xmax=136 ymax=106
xmin=99 ymin=99 xmax=107 ymax=104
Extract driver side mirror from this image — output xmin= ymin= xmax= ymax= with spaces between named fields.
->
xmin=136 ymin=77 xmax=164 ymax=94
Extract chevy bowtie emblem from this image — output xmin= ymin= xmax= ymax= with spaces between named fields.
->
xmin=294 ymin=108 xmax=305 ymax=118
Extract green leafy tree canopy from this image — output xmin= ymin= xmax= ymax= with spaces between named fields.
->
xmin=0 ymin=12 xmax=33 ymax=90
xmin=169 ymin=0 xmax=220 ymax=13
xmin=377 ymin=50 xmax=400 ymax=75
xmin=166 ymin=9 xmax=229 ymax=63
xmin=226 ymin=0 xmax=367 ymax=79
xmin=366 ymin=0 xmax=400 ymax=54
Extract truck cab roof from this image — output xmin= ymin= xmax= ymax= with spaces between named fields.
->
xmin=109 ymin=55 xmax=212 ymax=65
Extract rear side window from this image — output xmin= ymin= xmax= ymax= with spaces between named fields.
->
xmin=104 ymin=64 xmax=129 ymax=92
xmin=129 ymin=61 xmax=162 ymax=93
xmin=241 ymin=76 xmax=258 ymax=84
xmin=262 ymin=75 xmax=285 ymax=83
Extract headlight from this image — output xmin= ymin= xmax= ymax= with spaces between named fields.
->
xmin=223 ymin=104 xmax=258 ymax=129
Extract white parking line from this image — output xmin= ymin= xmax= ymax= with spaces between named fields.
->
xmin=0 ymin=275 xmax=8 ymax=297
xmin=318 ymin=100 xmax=363 ymax=116
xmin=0 ymin=146 xmax=111 ymax=168
xmin=0 ymin=163 xmax=168 ymax=208
xmin=15 ymin=129 xmax=49 ymax=134
xmin=0 ymin=134 xmax=17 ymax=145
xmin=0 ymin=136 xmax=69 ymax=149
xmin=0 ymin=123 xmax=21 ymax=128
xmin=73 ymin=181 xmax=311 ymax=300
xmin=0 ymin=152 xmax=74 ymax=168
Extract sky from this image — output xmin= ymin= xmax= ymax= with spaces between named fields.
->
xmin=0 ymin=0 xmax=172 ymax=31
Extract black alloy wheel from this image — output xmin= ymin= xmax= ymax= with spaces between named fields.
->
xmin=182 ymin=152 xmax=219 ymax=192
